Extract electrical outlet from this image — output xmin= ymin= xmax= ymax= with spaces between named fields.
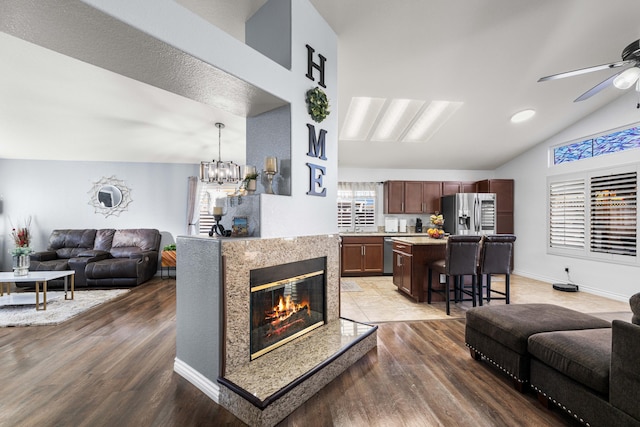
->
xmin=564 ymin=267 xmax=570 ymax=273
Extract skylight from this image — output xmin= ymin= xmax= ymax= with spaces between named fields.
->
xmin=340 ymin=97 xmax=463 ymax=143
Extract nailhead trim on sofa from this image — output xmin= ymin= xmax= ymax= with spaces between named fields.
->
xmin=465 ymin=343 xmax=525 ymax=385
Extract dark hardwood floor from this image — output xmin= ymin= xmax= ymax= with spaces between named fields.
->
xmin=0 ymin=278 xmax=578 ymax=426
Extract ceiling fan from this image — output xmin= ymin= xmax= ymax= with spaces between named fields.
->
xmin=538 ymin=39 xmax=640 ymax=103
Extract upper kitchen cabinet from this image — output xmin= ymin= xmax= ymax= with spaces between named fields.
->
xmin=476 ymin=179 xmax=514 ymax=234
xmin=384 ymin=181 xmax=405 ymax=213
xmin=384 ymin=181 xmax=442 ymax=214
xmin=441 ymin=181 xmax=477 ymax=196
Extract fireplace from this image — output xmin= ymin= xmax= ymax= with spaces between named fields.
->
xmin=250 ymin=257 xmax=326 ymax=360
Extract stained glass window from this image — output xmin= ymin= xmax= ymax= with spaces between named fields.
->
xmin=593 ymin=126 xmax=640 ymax=156
xmin=554 ymin=139 xmax=593 ymax=164
xmin=553 ymin=125 xmax=640 ymax=165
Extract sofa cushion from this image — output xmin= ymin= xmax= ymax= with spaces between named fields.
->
xmin=94 ymin=229 xmax=115 ymax=252
xmin=110 ymin=229 xmax=160 ymax=258
xmin=86 ymin=258 xmax=140 ymax=279
xmin=610 ymin=320 xmax=640 ymax=421
xmin=466 ymin=304 xmax=612 ymax=354
xmin=528 ymin=328 xmax=612 ymax=394
xmin=30 ymin=259 xmax=69 ymax=271
xmin=630 ymin=293 xmax=640 ymax=325
xmin=49 ymin=229 xmax=97 ymax=259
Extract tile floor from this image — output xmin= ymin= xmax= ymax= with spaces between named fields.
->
xmin=340 ymin=274 xmax=633 ymax=323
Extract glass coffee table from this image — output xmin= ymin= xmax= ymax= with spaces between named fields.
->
xmin=0 ymin=271 xmax=75 ymax=310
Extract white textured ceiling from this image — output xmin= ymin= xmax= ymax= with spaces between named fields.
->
xmin=2 ymin=0 xmax=640 ymax=170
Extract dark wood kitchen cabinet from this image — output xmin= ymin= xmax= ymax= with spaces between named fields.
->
xmin=384 ymin=181 xmax=405 ymax=213
xmin=385 ymin=181 xmax=442 ymax=214
xmin=441 ymin=181 xmax=477 ymax=196
xmin=392 ymin=242 xmax=414 ymax=298
xmin=341 ymin=236 xmax=384 ymax=276
xmin=392 ymin=239 xmax=447 ymax=302
xmin=476 ymin=179 xmax=514 ymax=234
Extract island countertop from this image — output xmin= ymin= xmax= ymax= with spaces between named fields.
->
xmin=391 ymin=236 xmax=447 ymax=245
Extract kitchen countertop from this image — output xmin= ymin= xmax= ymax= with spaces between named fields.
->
xmin=391 ymin=236 xmax=447 ymax=245
xmin=340 ymin=232 xmax=427 ymax=237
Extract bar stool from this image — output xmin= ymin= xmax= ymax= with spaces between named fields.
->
xmin=478 ymin=234 xmax=516 ymax=305
xmin=427 ymin=235 xmax=482 ymax=315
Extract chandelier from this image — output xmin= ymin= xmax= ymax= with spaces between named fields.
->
xmin=199 ymin=122 xmax=242 ymax=185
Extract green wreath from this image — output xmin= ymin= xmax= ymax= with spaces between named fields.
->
xmin=306 ymin=87 xmax=330 ymax=123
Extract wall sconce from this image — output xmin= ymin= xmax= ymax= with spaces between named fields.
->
xmin=264 ymin=156 xmax=278 ymax=194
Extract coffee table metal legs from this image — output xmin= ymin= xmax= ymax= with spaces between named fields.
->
xmin=64 ymin=275 xmax=75 ymax=300
xmin=35 ymin=281 xmax=47 ymax=310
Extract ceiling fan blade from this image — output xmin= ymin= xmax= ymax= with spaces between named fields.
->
xmin=538 ymin=60 xmax=634 ymax=82
xmin=573 ymin=69 xmax=626 ymax=102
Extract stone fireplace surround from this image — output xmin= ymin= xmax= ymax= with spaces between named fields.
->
xmin=175 ymin=234 xmax=377 ymax=427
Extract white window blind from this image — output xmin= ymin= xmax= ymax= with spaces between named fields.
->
xmin=590 ymin=172 xmax=637 ymax=256
xmin=549 ymin=178 xmax=586 ymax=250
xmin=337 ymin=182 xmax=378 ymax=231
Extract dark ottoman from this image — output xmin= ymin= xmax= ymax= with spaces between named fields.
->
xmin=465 ymin=304 xmax=611 ymax=389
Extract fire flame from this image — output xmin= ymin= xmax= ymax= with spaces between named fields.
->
xmin=267 ymin=295 xmax=310 ymax=322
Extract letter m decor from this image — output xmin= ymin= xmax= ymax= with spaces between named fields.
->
xmin=306 ymin=124 xmax=327 ymax=160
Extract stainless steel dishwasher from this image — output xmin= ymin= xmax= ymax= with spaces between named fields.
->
xmin=383 ymin=237 xmax=394 ymax=275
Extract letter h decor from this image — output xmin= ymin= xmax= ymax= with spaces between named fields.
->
xmin=305 ymin=44 xmax=326 ymax=88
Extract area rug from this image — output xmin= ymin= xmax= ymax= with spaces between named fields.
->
xmin=0 ymin=289 xmax=129 ymax=327
xmin=340 ymin=280 xmax=363 ymax=292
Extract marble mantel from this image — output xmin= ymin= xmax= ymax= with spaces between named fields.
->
xmin=174 ymin=234 xmax=377 ymax=427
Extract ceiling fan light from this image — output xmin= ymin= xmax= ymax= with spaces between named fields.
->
xmin=613 ymin=67 xmax=640 ymax=89
xmin=510 ymin=109 xmax=536 ymax=123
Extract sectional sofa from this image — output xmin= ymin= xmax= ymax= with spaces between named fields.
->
xmin=465 ymin=294 xmax=640 ymax=426
xmin=28 ymin=228 xmax=161 ymax=288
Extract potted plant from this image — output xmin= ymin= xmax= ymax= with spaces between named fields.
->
xmin=242 ymin=172 xmax=259 ymax=193
xmin=161 ymin=243 xmax=176 ymax=268
xmin=10 ymin=217 xmax=32 ymax=276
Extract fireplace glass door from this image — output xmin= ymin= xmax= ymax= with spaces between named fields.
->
xmin=250 ymin=257 xmax=326 ymax=360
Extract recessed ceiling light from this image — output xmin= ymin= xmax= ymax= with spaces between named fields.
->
xmin=510 ymin=109 xmax=535 ymax=123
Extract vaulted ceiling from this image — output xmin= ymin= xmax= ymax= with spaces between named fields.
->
xmin=2 ymin=0 xmax=640 ymax=170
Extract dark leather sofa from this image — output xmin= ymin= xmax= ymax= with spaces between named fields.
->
xmin=28 ymin=228 xmax=161 ymax=288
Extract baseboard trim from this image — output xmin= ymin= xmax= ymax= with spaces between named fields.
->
xmin=512 ymin=269 xmax=629 ymax=302
xmin=174 ymin=358 xmax=220 ymax=403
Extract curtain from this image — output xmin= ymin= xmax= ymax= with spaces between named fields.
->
xmin=186 ymin=176 xmax=201 ymax=235
xmin=338 ymin=181 xmax=380 ymax=194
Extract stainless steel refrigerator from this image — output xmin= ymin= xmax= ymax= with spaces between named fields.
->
xmin=441 ymin=193 xmax=496 ymax=236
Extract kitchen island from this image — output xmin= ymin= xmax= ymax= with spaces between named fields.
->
xmin=391 ymin=236 xmax=447 ymax=302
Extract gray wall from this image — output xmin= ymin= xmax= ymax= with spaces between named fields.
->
xmin=175 ymin=236 xmax=222 ymax=381
xmin=246 ymin=104 xmax=292 ymax=196
xmin=246 ymin=0 xmax=292 ymax=69
xmin=0 ymin=158 xmax=197 ymax=269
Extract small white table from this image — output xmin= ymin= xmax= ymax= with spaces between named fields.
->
xmin=0 ymin=271 xmax=75 ymax=310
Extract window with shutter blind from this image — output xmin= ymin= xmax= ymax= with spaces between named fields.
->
xmin=549 ymin=179 xmax=586 ymax=250
xmin=337 ymin=182 xmax=378 ymax=232
xmin=590 ymin=172 xmax=637 ymax=256
xmin=548 ymin=167 xmax=639 ymax=264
